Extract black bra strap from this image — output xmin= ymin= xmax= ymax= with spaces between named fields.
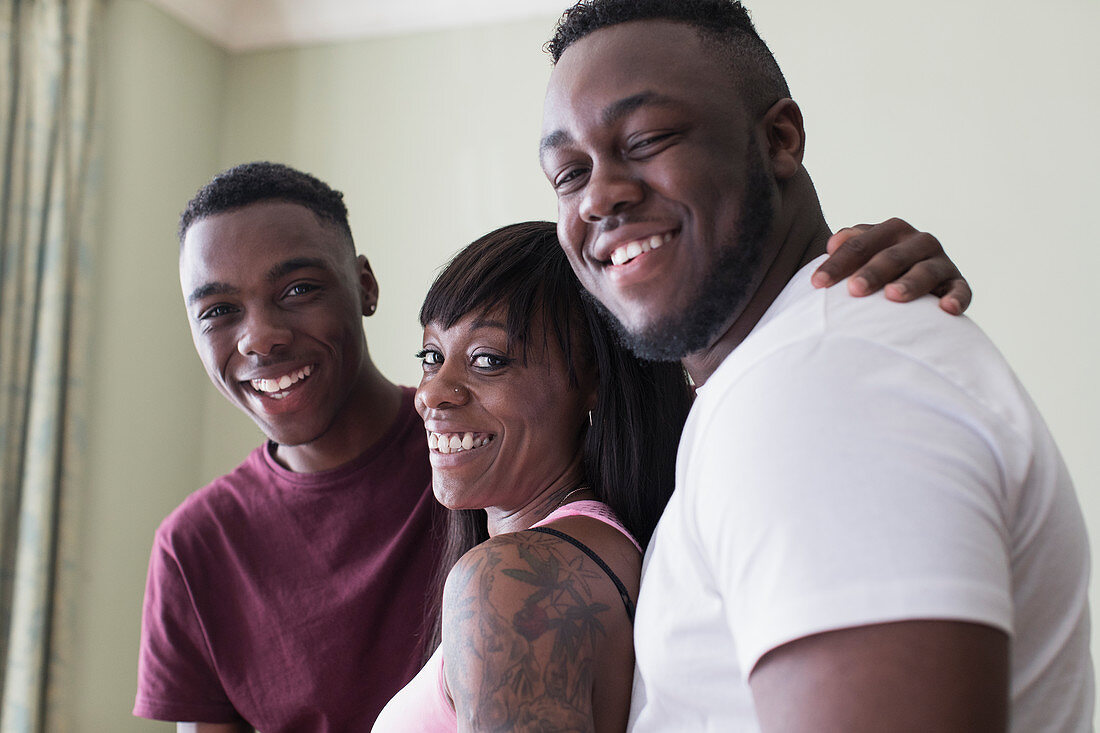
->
xmin=527 ymin=526 xmax=636 ymax=623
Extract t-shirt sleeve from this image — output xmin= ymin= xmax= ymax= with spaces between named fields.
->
xmin=688 ymin=335 xmax=1015 ymax=678
xmin=133 ymin=528 xmax=244 ymax=724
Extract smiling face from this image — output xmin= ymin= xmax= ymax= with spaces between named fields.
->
xmin=541 ymin=20 xmax=779 ymax=361
xmin=414 ymin=307 xmax=594 ymax=515
xmin=179 ymin=201 xmax=376 ymax=449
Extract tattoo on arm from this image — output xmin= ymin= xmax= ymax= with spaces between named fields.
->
xmin=443 ymin=533 xmax=614 ymax=732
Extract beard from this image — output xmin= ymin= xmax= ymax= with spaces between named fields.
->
xmin=593 ymin=141 xmax=776 ymax=363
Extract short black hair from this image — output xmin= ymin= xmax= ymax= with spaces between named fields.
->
xmin=419 ymin=221 xmax=694 ymax=654
xmin=178 ymin=161 xmax=353 ymax=247
xmin=420 ymin=221 xmax=590 ymax=388
xmin=546 ymin=0 xmax=790 ymax=118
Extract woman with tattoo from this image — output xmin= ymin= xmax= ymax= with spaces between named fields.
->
xmin=373 ymin=220 xmax=970 ymax=732
xmin=373 ymin=221 xmax=694 ymax=732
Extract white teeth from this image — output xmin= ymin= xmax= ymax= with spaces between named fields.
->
xmin=251 ymin=365 xmax=313 ymax=394
xmin=610 ymin=232 xmax=672 ymax=267
xmin=426 ymin=431 xmax=492 ymax=454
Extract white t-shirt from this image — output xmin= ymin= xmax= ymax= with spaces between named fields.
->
xmin=628 ymin=256 xmax=1092 ymax=732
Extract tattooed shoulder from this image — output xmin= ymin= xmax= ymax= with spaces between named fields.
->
xmin=441 ymin=532 xmax=616 ymax=733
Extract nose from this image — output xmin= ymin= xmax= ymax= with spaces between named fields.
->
xmin=237 ymin=307 xmax=292 ymax=357
xmin=578 ymin=161 xmax=644 ymax=223
xmin=415 ymin=366 xmax=469 ymax=414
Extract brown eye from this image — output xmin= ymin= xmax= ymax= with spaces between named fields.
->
xmin=285 ymin=282 xmax=319 ymax=297
xmin=554 ymin=167 xmax=588 ymax=192
xmin=416 ymin=349 xmax=443 ymax=368
xmin=628 ymin=132 xmax=677 ymax=157
xmin=471 ymin=353 xmax=512 ymax=370
xmin=199 ymin=304 xmax=236 ymax=320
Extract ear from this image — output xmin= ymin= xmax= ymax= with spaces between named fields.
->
xmin=584 ymin=386 xmax=598 ymax=414
xmin=762 ymin=98 xmax=805 ymax=181
xmin=358 ymin=254 xmax=379 ymax=317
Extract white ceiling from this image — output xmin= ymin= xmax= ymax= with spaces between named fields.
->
xmin=142 ymin=0 xmax=569 ymax=52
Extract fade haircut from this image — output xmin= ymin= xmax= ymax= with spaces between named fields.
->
xmin=178 ymin=161 xmax=354 ymax=248
xmin=546 ymin=0 xmax=791 ymax=118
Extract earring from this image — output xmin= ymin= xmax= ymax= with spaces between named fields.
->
xmin=588 ymin=410 xmax=593 ymax=427
xmin=368 ymin=304 xmax=376 ymax=314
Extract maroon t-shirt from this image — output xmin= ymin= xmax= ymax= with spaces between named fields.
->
xmin=134 ymin=388 xmax=441 ymax=731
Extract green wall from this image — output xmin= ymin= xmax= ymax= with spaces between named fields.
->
xmin=74 ymin=1 xmax=225 ymax=729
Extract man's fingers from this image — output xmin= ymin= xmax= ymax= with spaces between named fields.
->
xmin=934 ymin=278 xmax=972 ymax=315
xmin=817 ymin=219 xmax=921 ymax=289
xmin=814 ymin=224 xmax=874 ymax=287
xmin=866 ymin=249 xmax=972 ymax=312
xmin=814 ymin=218 xmax=970 ymax=314
xmin=877 ymin=254 xmax=957 ymax=302
xmin=843 ymin=225 xmax=940 ymax=295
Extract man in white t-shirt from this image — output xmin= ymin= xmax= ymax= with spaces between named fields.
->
xmin=539 ymin=1 xmax=1092 ymax=731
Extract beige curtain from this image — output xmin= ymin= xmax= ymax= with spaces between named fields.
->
xmin=0 ymin=1 xmax=100 ymax=730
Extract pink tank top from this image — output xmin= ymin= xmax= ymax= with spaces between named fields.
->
xmin=371 ymin=500 xmax=639 ymax=732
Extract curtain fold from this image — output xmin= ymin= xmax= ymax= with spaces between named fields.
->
xmin=0 ymin=1 xmax=100 ymax=730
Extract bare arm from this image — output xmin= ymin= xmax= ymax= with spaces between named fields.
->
xmin=812 ymin=217 xmax=972 ymax=314
xmin=441 ymin=531 xmax=634 ymax=733
xmin=750 ymin=620 xmax=1008 ymax=733
xmin=177 ymin=722 xmax=253 ymax=733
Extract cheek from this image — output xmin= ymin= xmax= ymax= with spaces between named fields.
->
xmin=529 ymin=392 xmax=586 ymax=447
xmin=557 ymin=223 xmax=595 ymax=294
xmin=192 ymin=331 xmax=232 ymax=379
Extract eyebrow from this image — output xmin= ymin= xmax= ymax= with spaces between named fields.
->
xmin=540 ymin=91 xmax=679 ymax=158
xmin=186 ymin=257 xmax=329 ymax=306
xmin=187 ymin=281 xmax=236 ymax=306
xmin=267 ymin=257 xmax=328 ymax=281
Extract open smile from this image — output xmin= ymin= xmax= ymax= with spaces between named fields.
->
xmin=609 ymin=231 xmax=674 ymax=266
xmin=427 ymin=431 xmax=495 ymax=454
xmin=246 ymin=365 xmax=314 ymax=400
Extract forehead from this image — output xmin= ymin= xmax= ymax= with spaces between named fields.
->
xmin=179 ymin=201 xmax=347 ymax=289
xmin=543 ymin=20 xmax=742 ymax=134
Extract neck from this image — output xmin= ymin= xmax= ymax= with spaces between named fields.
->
xmin=273 ymin=353 xmax=403 ymax=474
xmin=683 ymin=170 xmax=831 ymax=386
xmin=484 ymin=458 xmax=588 ymax=537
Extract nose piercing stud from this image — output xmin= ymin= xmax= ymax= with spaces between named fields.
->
xmin=454 ymin=387 xmax=460 ymax=394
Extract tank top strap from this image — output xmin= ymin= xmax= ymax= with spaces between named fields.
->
xmin=526 ymin=526 xmax=636 ymax=623
xmin=532 ymin=499 xmax=641 ymax=552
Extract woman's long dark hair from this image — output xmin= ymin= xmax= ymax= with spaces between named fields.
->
xmin=419 ymin=221 xmax=694 ymax=654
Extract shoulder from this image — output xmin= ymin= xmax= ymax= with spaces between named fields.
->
xmin=444 ymin=525 xmax=638 ymax=616
xmin=441 ymin=526 xmax=637 ymax=668
xmin=153 ymin=446 xmax=271 ymax=557
xmin=441 ymin=528 xmax=635 ymax=730
xmin=698 ymin=292 xmax=1022 ymax=449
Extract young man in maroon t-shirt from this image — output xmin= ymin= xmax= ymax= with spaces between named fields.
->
xmin=134 ymin=162 xmax=442 ymax=732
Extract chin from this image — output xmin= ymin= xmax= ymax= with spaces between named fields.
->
xmin=432 ymin=484 xmax=466 ymax=511
xmin=258 ymin=422 xmax=325 ymax=448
